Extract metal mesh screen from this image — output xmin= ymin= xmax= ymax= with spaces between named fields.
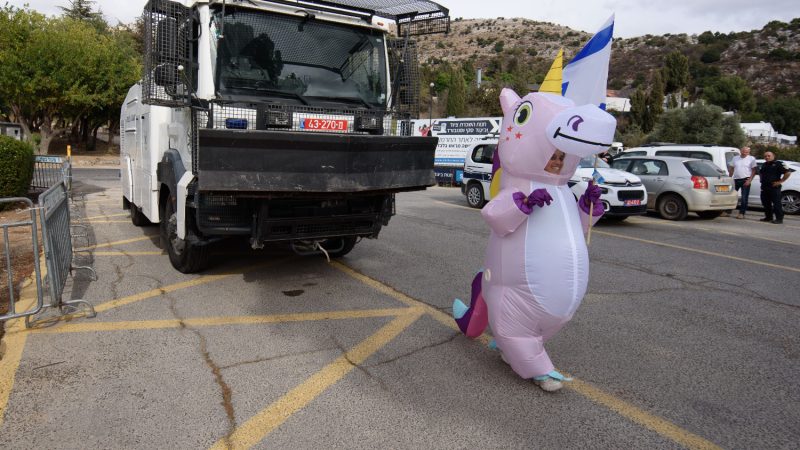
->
xmin=203 ymin=102 xmax=407 ymax=135
xmin=142 ymin=0 xmax=192 ymax=107
xmin=388 ymin=38 xmax=420 ymax=119
xmin=289 ymin=0 xmax=450 ymax=36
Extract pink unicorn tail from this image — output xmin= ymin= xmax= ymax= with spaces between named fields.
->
xmin=453 ymin=272 xmax=488 ymax=338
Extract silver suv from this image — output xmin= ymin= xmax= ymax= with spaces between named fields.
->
xmin=612 ymin=156 xmax=737 ymax=220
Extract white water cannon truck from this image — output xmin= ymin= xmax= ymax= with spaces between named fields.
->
xmin=121 ymin=0 xmax=449 ymax=272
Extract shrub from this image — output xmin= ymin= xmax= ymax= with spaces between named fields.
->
xmin=0 ymin=136 xmax=35 ymax=198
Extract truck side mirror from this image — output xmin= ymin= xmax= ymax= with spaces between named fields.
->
xmin=154 ymin=63 xmax=178 ymax=87
xmin=155 ymin=17 xmax=178 ymax=65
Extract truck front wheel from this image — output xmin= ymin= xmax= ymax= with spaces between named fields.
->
xmin=161 ymin=197 xmax=210 ymax=273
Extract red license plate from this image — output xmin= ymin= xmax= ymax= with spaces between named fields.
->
xmin=302 ymin=118 xmax=348 ymax=131
xmin=624 ymin=199 xmax=641 ymax=206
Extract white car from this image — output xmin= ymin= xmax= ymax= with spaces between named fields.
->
xmin=460 ymin=138 xmax=648 ymax=221
xmin=741 ymin=160 xmax=800 ymax=214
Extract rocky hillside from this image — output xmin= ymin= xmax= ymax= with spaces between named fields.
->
xmin=415 ymin=17 xmax=800 ymax=98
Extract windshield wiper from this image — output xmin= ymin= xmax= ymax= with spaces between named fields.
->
xmin=225 ymin=85 xmax=309 ymax=105
xmin=254 ymin=88 xmax=309 ymax=105
xmin=308 ymin=95 xmax=375 ymax=109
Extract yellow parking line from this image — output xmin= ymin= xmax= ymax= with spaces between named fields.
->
xmin=35 ymin=308 xmax=416 ymax=334
xmin=83 ymin=213 xmax=129 ymax=220
xmin=594 ymin=230 xmax=800 ymax=273
xmin=76 ymin=236 xmax=154 ymax=251
xmin=628 ymin=217 xmax=800 ymax=246
xmin=94 ymin=274 xmax=233 ymax=313
xmin=0 ymin=283 xmax=40 ymax=426
xmin=94 ymin=260 xmax=288 ymax=313
xmin=210 ymin=312 xmax=422 ymax=450
xmin=92 ymin=251 xmax=163 ymax=256
xmin=433 ymin=199 xmax=476 ymax=211
xmin=332 ymin=262 xmax=721 ymax=450
xmin=569 ymin=378 xmax=721 ymax=450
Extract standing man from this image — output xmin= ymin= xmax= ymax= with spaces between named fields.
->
xmin=758 ymin=151 xmax=792 ymax=224
xmin=729 ymin=146 xmax=757 ymax=219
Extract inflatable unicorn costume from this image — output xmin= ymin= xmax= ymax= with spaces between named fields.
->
xmin=453 ymin=89 xmax=616 ymax=391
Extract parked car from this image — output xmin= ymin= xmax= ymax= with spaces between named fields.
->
xmin=461 ymin=138 xmax=648 ymax=221
xmin=742 ymin=159 xmax=800 ymax=214
xmin=619 ymin=144 xmax=739 ymax=173
xmin=611 ymin=156 xmax=737 ymax=220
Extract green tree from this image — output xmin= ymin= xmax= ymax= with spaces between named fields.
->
xmin=649 ymin=102 xmax=742 ymax=146
xmin=662 ymin=51 xmax=689 ymax=107
xmin=59 ymin=0 xmax=106 ymax=32
xmin=663 ymin=51 xmax=689 ymax=93
xmin=702 ymin=75 xmax=756 ymax=114
xmin=756 ymin=96 xmax=800 ymax=137
xmin=629 ymin=87 xmax=651 ymax=132
xmin=446 ymin=68 xmax=466 ymax=117
xmin=0 ymin=6 xmax=140 ymax=153
xmin=648 ymin=71 xmax=665 ymax=119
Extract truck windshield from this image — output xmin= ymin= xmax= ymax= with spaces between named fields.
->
xmin=212 ymin=8 xmax=388 ymax=108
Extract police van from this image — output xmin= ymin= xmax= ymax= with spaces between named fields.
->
xmin=461 ymin=136 xmax=648 ymax=221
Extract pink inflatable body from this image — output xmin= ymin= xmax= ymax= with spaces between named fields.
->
xmin=454 ymin=89 xmax=617 ymax=380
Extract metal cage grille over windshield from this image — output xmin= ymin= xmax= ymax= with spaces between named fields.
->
xmin=263 ymin=0 xmax=450 ymax=36
xmin=142 ymin=0 xmax=193 ymax=107
xmin=203 ymin=102 xmax=411 ymax=136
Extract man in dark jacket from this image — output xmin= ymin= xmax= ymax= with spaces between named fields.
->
xmin=758 ymin=151 xmax=792 ymax=224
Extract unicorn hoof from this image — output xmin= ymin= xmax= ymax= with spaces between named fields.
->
xmin=533 ymin=376 xmax=563 ymax=392
xmin=452 ymin=299 xmax=469 ymax=319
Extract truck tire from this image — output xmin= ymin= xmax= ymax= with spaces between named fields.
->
xmin=161 ymin=197 xmax=210 ymax=273
xmin=466 ymin=183 xmax=485 ymax=208
xmin=130 ymin=204 xmax=150 ymax=226
xmin=321 ymin=236 xmax=357 ymax=258
xmin=658 ymin=194 xmax=688 ymax=221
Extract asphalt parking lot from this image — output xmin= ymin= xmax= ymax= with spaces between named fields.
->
xmin=1 ymin=169 xmax=798 ymax=449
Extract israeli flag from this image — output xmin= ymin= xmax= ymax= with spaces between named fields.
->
xmin=562 ymin=14 xmax=614 ymax=109
xmin=592 ymin=168 xmax=606 ymax=185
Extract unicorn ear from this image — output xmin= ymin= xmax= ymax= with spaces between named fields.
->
xmin=499 ymin=88 xmax=521 ymax=115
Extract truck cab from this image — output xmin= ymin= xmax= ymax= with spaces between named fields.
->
xmin=121 ymin=0 xmax=450 ymax=272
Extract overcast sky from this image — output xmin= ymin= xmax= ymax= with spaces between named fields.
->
xmin=10 ymin=0 xmax=800 ymax=38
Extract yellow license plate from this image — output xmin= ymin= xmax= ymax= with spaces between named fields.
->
xmin=715 ymin=185 xmax=730 ymax=192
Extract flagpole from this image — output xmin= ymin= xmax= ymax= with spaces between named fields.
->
xmin=587 ymin=155 xmax=599 ymax=245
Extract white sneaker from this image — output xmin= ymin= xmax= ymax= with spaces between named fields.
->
xmin=533 ymin=377 xmax=563 ymax=392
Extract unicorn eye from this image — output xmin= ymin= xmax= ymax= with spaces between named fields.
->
xmin=514 ymin=102 xmax=532 ymax=126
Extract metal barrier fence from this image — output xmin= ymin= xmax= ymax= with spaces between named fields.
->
xmin=31 ymin=181 xmax=95 ymax=325
xmin=0 ymin=198 xmax=45 ymax=322
xmin=31 ymin=155 xmax=72 ymax=192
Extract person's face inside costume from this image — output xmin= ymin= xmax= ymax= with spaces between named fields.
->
xmin=544 ymin=150 xmax=566 ymax=175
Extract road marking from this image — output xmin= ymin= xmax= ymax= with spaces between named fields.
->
xmin=92 ymin=251 xmax=163 ymax=256
xmin=568 ymin=378 xmax=721 ymax=450
xmin=75 ymin=236 xmax=154 ymax=251
xmin=34 ymin=308 xmax=416 ymax=334
xmin=628 ymin=217 xmax=800 ymax=246
xmin=433 ymin=199 xmax=477 ymax=211
xmin=594 ymin=230 xmax=800 ymax=273
xmin=83 ymin=213 xmax=129 ymax=220
xmin=210 ymin=312 xmax=422 ymax=450
xmin=93 ymin=260 xmax=288 ymax=313
xmin=0 ymin=284 xmax=39 ymax=426
xmin=332 ymin=262 xmax=721 ymax=450
xmin=94 ymin=274 xmax=233 ymax=312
